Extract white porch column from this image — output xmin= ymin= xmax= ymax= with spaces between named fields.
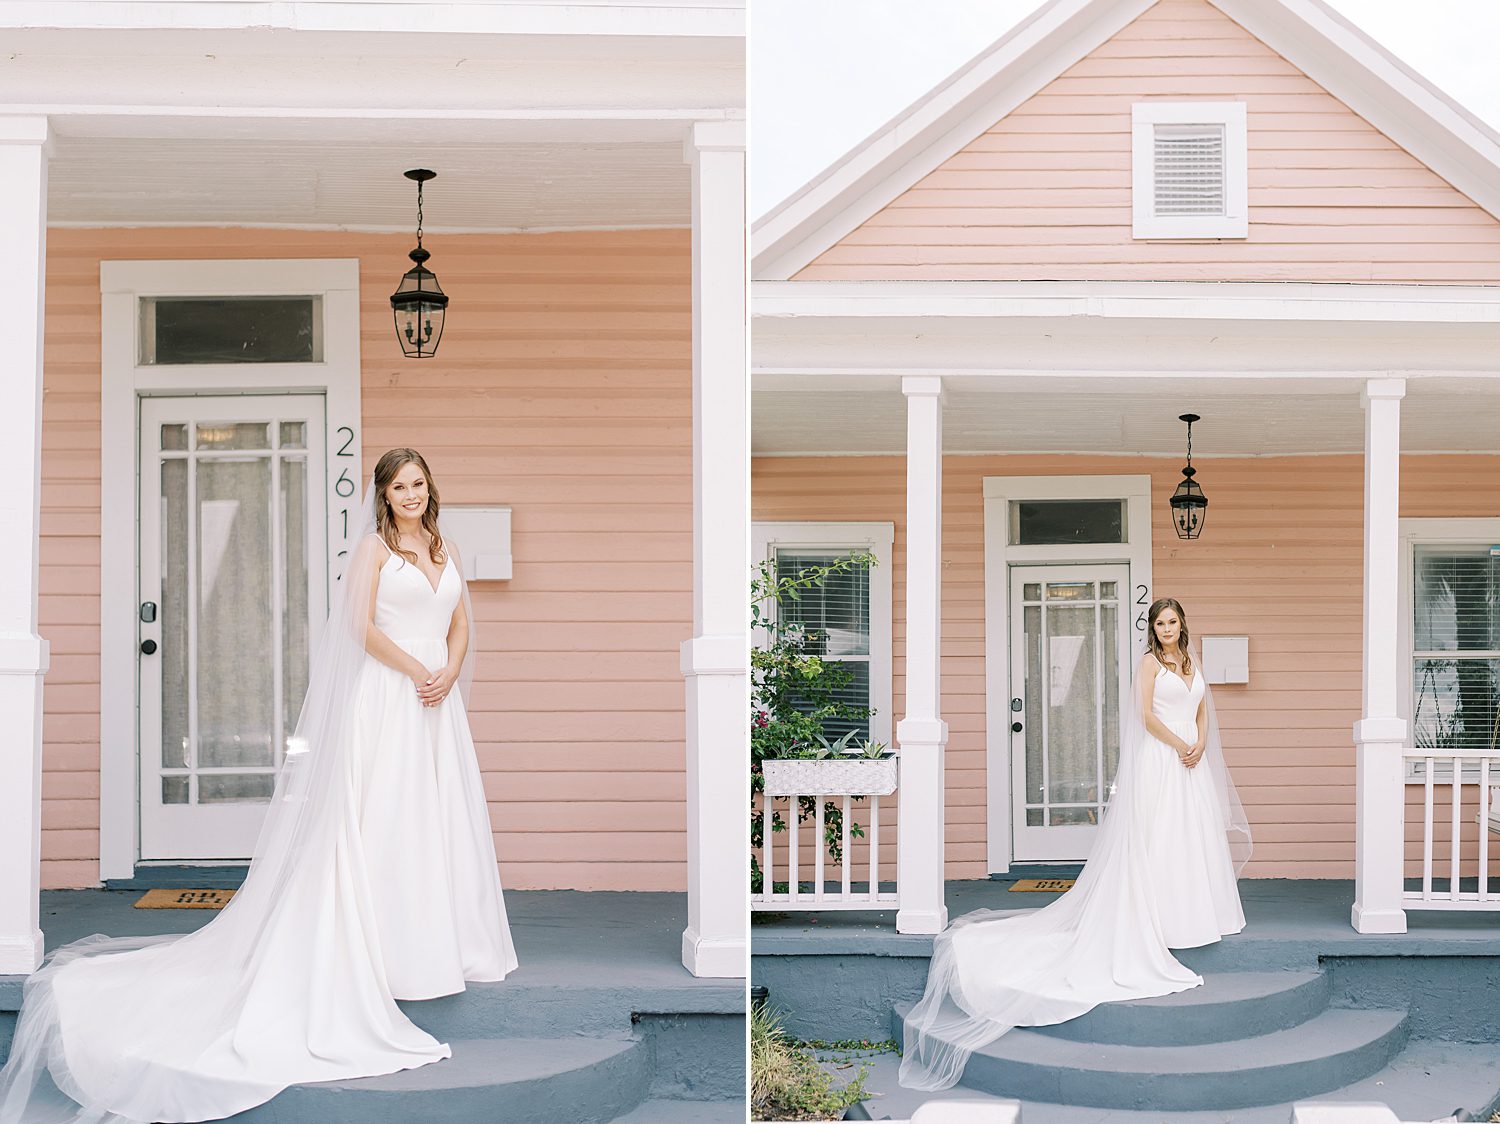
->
xmin=680 ymin=119 xmax=746 ymax=978
xmin=0 ymin=115 xmax=51 ymax=974
xmin=1351 ymin=377 xmax=1408 ymax=935
xmin=897 ymin=376 xmax=949 ymax=935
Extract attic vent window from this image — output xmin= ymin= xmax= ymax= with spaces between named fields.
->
xmin=1153 ymin=124 xmax=1225 ymax=215
xmin=1132 ymin=103 xmax=1247 ymax=239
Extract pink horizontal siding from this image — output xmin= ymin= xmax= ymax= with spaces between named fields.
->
xmin=798 ymin=0 xmax=1500 ymax=283
xmin=753 ymin=452 xmax=1500 ymax=881
xmin=40 ymin=226 xmax=692 ymax=892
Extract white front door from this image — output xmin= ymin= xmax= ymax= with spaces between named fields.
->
xmin=1009 ymin=565 xmax=1131 ymax=862
xmin=138 ymin=395 xmax=327 ymax=860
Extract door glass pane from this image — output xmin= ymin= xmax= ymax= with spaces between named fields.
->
xmin=197 ymin=457 xmax=274 ymax=770
xmin=1101 ymin=581 xmax=1118 ymax=599
xmin=1047 ymin=582 xmax=1095 ymax=601
xmin=1023 ymin=604 xmax=1044 ymax=810
xmin=199 ymin=774 xmax=277 ymax=804
xmin=1102 ymin=602 xmax=1121 ymax=786
xmin=162 ymin=776 xmax=189 ymax=805
xmin=279 ymin=421 xmax=306 ymax=449
xmin=160 ymin=423 xmax=188 ymax=451
xmin=197 ymin=422 xmax=269 ymax=450
xmin=160 ymin=458 xmax=189 ymax=769
xmin=1046 ymin=603 xmax=1099 ymax=808
xmin=282 ymin=458 xmax=310 ymax=746
xmin=1022 ymin=583 xmax=1041 ymax=601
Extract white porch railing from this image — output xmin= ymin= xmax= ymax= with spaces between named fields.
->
xmin=752 ymin=789 xmax=899 ymax=912
xmin=1402 ymin=747 xmax=1500 ymax=911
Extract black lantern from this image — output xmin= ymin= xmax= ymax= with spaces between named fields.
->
xmin=390 ymin=169 xmax=448 ymax=358
xmin=1170 ymin=412 xmax=1208 ymax=539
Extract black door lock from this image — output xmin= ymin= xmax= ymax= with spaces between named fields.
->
xmin=140 ymin=639 xmax=158 ymax=655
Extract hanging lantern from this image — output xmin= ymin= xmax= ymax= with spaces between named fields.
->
xmin=390 ymin=169 xmax=448 ymax=358
xmin=1170 ymin=412 xmax=1208 ymax=540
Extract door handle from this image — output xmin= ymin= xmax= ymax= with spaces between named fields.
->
xmin=140 ymin=639 xmax=158 ymax=655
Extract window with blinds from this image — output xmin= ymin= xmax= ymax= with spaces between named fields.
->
xmin=1132 ymin=102 xmax=1248 ymax=239
xmin=1412 ymin=546 xmax=1500 ymax=755
xmin=1152 ymin=124 xmax=1226 ymax=216
xmin=775 ymin=551 xmax=872 ymax=743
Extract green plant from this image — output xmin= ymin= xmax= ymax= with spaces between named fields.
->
xmin=750 ymin=1003 xmax=869 ymax=1121
xmin=854 ymin=739 xmax=889 ymax=760
xmin=751 ymin=552 xmax=876 ymax=895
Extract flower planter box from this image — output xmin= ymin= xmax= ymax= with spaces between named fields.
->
xmin=762 ymin=755 xmax=898 ymax=797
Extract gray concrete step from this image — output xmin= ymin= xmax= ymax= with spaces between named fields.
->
xmin=395 ymin=978 xmax=734 ymax=1039
xmin=227 ymin=1035 xmax=652 ymax=1124
xmin=892 ymin=1003 xmax=1409 ymax=1111
xmin=609 ymin=1097 xmax=746 ymax=1122
xmin=842 ymin=1039 xmax=1500 ymax=1122
xmin=1033 ymin=970 xmax=1330 ymax=1046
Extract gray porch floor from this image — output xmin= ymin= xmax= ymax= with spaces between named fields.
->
xmin=4 ymin=887 xmax=743 ymax=1008
xmin=751 ymin=877 xmax=1500 ymax=959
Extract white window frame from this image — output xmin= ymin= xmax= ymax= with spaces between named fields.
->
xmin=99 ymin=259 xmax=363 ymax=880
xmin=1131 ymin=102 xmax=1249 ymax=240
xmin=751 ymin=522 xmax=894 ymax=753
xmin=1398 ymin=517 xmax=1500 ymax=783
xmin=983 ymin=474 xmax=1154 ymax=873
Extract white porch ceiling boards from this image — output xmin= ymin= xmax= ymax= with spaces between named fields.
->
xmin=43 ymin=134 xmax=691 ymax=231
xmin=752 ymin=374 xmax=1500 ymax=457
xmin=0 ymin=7 xmax=743 ymax=231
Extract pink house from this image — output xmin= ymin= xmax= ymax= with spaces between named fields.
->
xmin=0 ymin=0 xmax=747 ymax=992
xmin=752 ymin=0 xmax=1500 ymax=936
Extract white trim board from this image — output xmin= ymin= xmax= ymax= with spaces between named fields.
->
xmin=982 ymin=474 xmax=1153 ymax=873
xmin=751 ymin=521 xmax=896 ymax=754
xmin=99 ymin=257 xmax=362 ymax=881
xmin=751 ymin=0 xmax=1500 ymax=278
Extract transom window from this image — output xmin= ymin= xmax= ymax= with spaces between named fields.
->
xmin=140 ymin=296 xmax=324 ymax=365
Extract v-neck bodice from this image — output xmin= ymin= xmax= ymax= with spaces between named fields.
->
xmin=374 ymin=550 xmax=458 ymax=643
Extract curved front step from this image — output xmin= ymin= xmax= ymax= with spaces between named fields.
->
xmin=893 ymin=1003 xmax=1409 ymax=1110
xmin=228 ymin=1035 xmax=651 ymax=1124
xmin=1034 ymin=970 xmax=1329 ymax=1046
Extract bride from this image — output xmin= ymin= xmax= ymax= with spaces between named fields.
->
xmin=899 ymin=597 xmax=1250 ymax=1092
xmin=0 ymin=448 xmax=517 ymax=1123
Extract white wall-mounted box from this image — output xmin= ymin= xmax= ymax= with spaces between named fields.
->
xmin=1201 ymin=635 xmax=1249 ymax=684
xmin=441 ymin=505 xmax=513 ymax=581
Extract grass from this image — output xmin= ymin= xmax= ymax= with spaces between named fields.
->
xmin=751 ymin=1003 xmax=870 ymax=1122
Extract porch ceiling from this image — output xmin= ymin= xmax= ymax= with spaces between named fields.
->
xmin=752 ymin=374 xmax=1500 ymax=456
xmin=4 ymin=22 xmax=743 ymax=231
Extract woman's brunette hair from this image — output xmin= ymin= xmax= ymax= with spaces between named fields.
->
xmin=1145 ymin=596 xmax=1193 ymax=676
xmin=372 ymin=447 xmax=445 ymax=566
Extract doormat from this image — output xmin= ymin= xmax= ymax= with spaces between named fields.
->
xmin=134 ymin=889 xmax=236 ymax=909
xmin=1008 ymin=879 xmax=1075 ymax=893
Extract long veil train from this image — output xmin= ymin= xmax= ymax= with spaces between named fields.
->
xmin=0 ymin=482 xmax=482 ymax=1124
xmin=898 ymin=642 xmax=1252 ymax=1092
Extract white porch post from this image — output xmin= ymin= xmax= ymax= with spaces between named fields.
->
xmin=0 ymin=115 xmax=51 ymax=974
xmin=680 ymin=119 xmax=747 ymax=978
xmin=896 ymin=376 xmax=949 ymax=934
xmin=1351 ymin=377 xmax=1408 ymax=935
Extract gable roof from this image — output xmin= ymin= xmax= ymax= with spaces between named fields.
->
xmin=752 ymin=0 xmax=1500 ymax=279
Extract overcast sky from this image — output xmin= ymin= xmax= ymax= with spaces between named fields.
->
xmin=750 ymin=0 xmax=1500 ymax=219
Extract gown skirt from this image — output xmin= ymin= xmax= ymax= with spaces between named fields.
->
xmin=901 ymin=666 xmax=1245 ymax=1091
xmin=7 ymin=549 xmax=517 ymax=1124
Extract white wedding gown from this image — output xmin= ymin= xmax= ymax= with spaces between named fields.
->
xmin=899 ymin=661 xmax=1246 ymax=1091
xmin=0 ymin=540 xmax=517 ymax=1124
